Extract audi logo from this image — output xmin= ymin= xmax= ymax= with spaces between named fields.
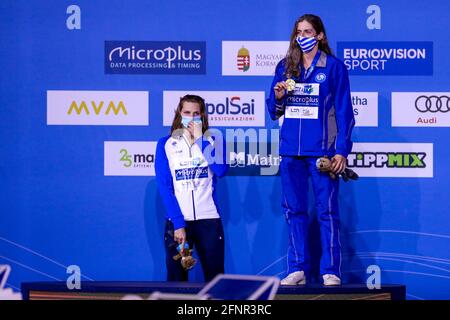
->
xmin=415 ymin=95 xmax=450 ymax=113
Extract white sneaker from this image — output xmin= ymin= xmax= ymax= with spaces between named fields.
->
xmin=322 ymin=274 xmax=341 ymax=286
xmin=280 ymin=271 xmax=306 ymax=285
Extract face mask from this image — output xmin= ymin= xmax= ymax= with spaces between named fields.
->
xmin=296 ymin=35 xmax=317 ymax=53
xmin=181 ymin=115 xmax=202 ymax=128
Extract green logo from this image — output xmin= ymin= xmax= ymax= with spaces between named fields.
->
xmin=348 ymin=152 xmax=426 ymax=168
xmin=119 ymin=149 xmax=155 ymax=168
xmin=120 ymin=149 xmax=132 ymax=167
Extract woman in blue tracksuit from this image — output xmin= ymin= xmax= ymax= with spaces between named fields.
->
xmin=267 ymin=14 xmax=355 ymax=286
xmin=155 ymin=94 xmax=228 ymax=282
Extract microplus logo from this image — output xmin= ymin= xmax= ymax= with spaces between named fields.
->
xmin=105 ymin=41 xmax=206 ymax=74
xmin=337 ymin=42 xmax=433 ymax=75
xmin=175 ymin=167 xmax=208 ymax=181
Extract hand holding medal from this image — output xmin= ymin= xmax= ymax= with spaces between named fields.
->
xmin=285 ymin=79 xmax=296 ymax=93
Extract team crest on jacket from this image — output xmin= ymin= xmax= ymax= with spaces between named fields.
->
xmin=315 ymin=73 xmax=326 ymax=82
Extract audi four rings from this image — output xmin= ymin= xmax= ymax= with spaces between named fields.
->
xmin=415 ymin=95 xmax=450 ymax=113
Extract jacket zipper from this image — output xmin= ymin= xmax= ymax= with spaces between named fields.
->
xmin=183 ymin=136 xmax=197 ymax=221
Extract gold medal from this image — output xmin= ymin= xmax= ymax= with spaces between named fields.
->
xmin=286 ymin=78 xmax=296 ymax=92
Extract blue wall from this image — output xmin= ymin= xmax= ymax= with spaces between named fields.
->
xmin=1 ymin=0 xmax=449 ymax=300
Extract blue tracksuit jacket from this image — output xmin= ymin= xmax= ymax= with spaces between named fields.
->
xmin=266 ymin=51 xmax=355 ymax=158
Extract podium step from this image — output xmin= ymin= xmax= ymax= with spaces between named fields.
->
xmin=21 ymin=281 xmax=406 ymax=300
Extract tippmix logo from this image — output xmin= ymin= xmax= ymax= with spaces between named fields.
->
xmin=347 ymin=143 xmax=433 ymax=177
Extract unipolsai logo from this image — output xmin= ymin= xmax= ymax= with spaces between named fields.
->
xmin=105 ymin=41 xmax=206 ymax=74
xmin=163 ymin=91 xmax=265 ymax=127
xmin=237 ymin=47 xmax=250 ymax=72
xmin=337 ymin=41 xmax=433 ymax=75
xmin=105 ymin=141 xmax=156 ymax=176
xmin=206 ymin=96 xmax=254 ymax=117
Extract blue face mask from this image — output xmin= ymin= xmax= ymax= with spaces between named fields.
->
xmin=181 ymin=115 xmax=202 ymax=128
xmin=296 ymin=35 xmax=317 ymax=53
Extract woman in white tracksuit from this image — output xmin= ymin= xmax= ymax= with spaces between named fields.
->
xmin=155 ymin=94 xmax=228 ymax=282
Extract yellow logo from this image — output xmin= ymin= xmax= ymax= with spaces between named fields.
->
xmin=67 ymin=101 xmax=128 ymax=115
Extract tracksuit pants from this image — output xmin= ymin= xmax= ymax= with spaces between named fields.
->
xmin=280 ymin=156 xmax=341 ymax=278
xmin=164 ymin=218 xmax=225 ymax=282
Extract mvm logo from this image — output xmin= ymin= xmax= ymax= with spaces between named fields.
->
xmin=67 ymin=100 xmax=128 ymax=115
xmin=47 ymin=90 xmax=149 ymax=126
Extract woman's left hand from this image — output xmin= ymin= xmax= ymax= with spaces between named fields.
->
xmin=188 ymin=121 xmax=203 ymax=141
xmin=330 ymin=154 xmax=347 ymax=174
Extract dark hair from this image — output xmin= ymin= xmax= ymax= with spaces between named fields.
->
xmin=170 ymin=94 xmax=209 ymax=135
xmin=284 ymin=14 xmax=333 ymax=78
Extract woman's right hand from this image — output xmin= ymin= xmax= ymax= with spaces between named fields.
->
xmin=274 ymin=81 xmax=288 ymax=100
xmin=174 ymin=228 xmax=186 ymax=251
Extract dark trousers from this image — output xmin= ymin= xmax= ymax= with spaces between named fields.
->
xmin=165 ymin=218 xmax=225 ymax=282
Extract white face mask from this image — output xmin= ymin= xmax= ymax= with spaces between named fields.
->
xmin=296 ymin=35 xmax=318 ymax=53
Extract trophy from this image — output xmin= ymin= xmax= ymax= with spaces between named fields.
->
xmin=173 ymin=243 xmax=197 ymax=271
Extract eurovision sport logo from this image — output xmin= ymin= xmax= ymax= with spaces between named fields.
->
xmin=337 ymin=42 xmax=433 ymax=75
xmin=392 ymin=92 xmax=450 ymax=127
xmin=105 ymin=41 xmax=206 ymax=74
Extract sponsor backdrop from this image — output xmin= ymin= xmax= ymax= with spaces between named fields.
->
xmin=1 ymin=0 xmax=449 ymax=300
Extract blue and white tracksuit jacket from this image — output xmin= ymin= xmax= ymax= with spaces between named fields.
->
xmin=155 ymin=133 xmax=228 ymax=231
xmin=266 ymin=51 xmax=355 ymax=278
